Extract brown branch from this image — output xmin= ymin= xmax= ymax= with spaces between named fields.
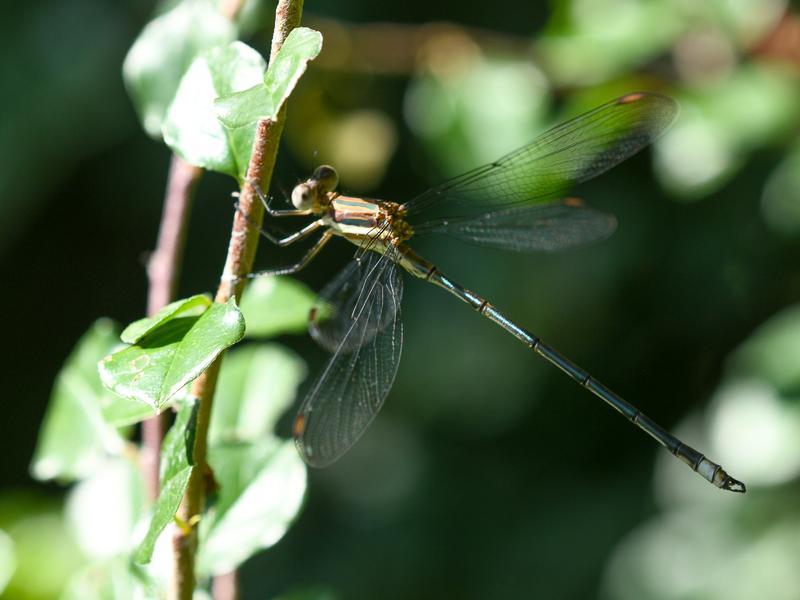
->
xmin=147 ymin=156 xmax=202 ymax=314
xmin=170 ymin=1 xmax=305 ymax=598
xmin=219 ymin=0 xmax=245 ymax=22
xmin=305 ymin=14 xmax=531 ymax=75
xmin=212 ymin=571 xmax=238 ymax=600
xmin=752 ymin=10 xmax=800 ymax=68
xmin=142 ymin=156 xmax=202 ymax=502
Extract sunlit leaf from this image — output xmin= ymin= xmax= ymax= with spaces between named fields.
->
xmin=199 ymin=439 xmax=306 ymax=575
xmin=404 ymin=59 xmax=550 ymax=178
xmin=210 ymin=344 xmax=305 ymax=444
xmin=706 ymin=379 xmax=800 ymax=488
xmin=62 ymin=556 xmax=158 ymax=600
xmin=101 ymin=395 xmax=169 ymax=428
xmin=0 ymin=529 xmax=14 ymax=596
xmin=196 ymin=338 xmax=308 ymax=574
xmin=66 ymin=458 xmax=146 ymax=560
xmin=99 ymin=298 xmax=245 ymax=411
xmin=121 ymin=294 xmax=211 ymax=344
xmin=762 ymin=145 xmax=800 ymax=236
xmin=240 ymin=276 xmax=318 ymax=338
xmin=603 ymin=508 xmax=800 ymax=600
xmin=706 ymin=0 xmax=785 ymax=48
xmin=727 ymin=304 xmax=800 ymax=396
xmin=536 ymin=0 xmax=682 ymax=86
xmin=123 ymin=0 xmax=236 ymax=138
xmin=31 ymin=320 xmax=130 ymax=482
xmin=0 ymin=497 xmax=85 ymax=599
xmin=163 ymin=41 xmax=267 ymax=179
xmin=134 ymin=400 xmax=197 ymax=564
xmin=656 ymin=65 xmax=800 ymax=199
xmin=215 ymin=27 xmax=323 ymax=129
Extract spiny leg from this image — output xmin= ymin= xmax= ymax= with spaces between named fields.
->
xmin=243 ymin=230 xmax=333 ymax=279
xmin=231 ymin=192 xmax=324 ymax=246
xmin=250 ymin=180 xmax=313 ymax=217
xmin=264 ymin=219 xmax=324 ymax=247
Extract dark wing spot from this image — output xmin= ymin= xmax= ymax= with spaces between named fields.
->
xmin=293 ymin=412 xmax=307 ymax=439
xmin=617 ymin=92 xmax=645 ymax=104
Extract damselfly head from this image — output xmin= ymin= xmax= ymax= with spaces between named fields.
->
xmin=291 ymin=183 xmax=313 ymax=210
xmin=311 ymin=164 xmax=339 ymax=194
xmin=292 ymin=165 xmax=339 ymax=210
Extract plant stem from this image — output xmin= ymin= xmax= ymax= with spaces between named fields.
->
xmin=220 ymin=0 xmax=245 ymax=21
xmin=170 ymin=2 xmax=305 ymax=598
xmin=140 ymin=0 xmax=244 ymax=512
xmin=142 ymin=155 xmax=202 ymax=502
xmin=212 ymin=571 xmax=238 ymax=600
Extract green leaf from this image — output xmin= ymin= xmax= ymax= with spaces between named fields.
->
xmin=197 ymin=340 xmax=308 ymax=574
xmin=123 ymin=0 xmax=236 ymax=138
xmin=65 ymin=458 xmax=146 ymax=560
xmin=215 ymin=27 xmax=323 ymax=129
xmin=209 ymin=344 xmax=306 ymax=444
xmin=163 ymin=28 xmax=322 ymax=180
xmin=199 ymin=439 xmax=306 ymax=575
xmin=121 ymin=294 xmax=211 ymax=344
xmin=31 ymin=320 xmax=132 ymax=482
xmin=240 ymin=276 xmax=318 ymax=338
xmin=213 ymin=85 xmax=272 ymax=130
xmin=163 ymin=41 xmax=267 ymax=179
xmin=62 ymin=555 xmax=158 ymax=600
xmin=101 ymin=394 xmax=170 ymax=428
xmin=0 ymin=496 xmax=86 ymax=599
xmin=536 ymin=1 xmax=682 ymax=87
xmin=728 ymin=304 xmax=800 ymax=396
xmin=99 ymin=298 xmax=246 ymax=411
xmin=0 ymin=529 xmax=14 ymax=596
xmin=656 ymin=65 xmax=800 ymax=199
xmin=404 ymin=59 xmax=550 ymax=178
xmin=274 ymin=588 xmax=341 ymax=600
xmin=134 ymin=400 xmax=197 ymax=564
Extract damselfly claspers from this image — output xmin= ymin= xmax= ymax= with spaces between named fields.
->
xmin=243 ymin=92 xmax=745 ymax=492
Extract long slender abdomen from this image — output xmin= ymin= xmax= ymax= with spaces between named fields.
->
xmin=411 ymin=260 xmax=744 ymax=492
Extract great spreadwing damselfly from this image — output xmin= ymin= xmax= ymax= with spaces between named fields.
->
xmin=240 ymin=92 xmax=745 ymax=492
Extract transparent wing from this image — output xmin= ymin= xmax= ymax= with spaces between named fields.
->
xmin=403 ymin=92 xmax=677 ymax=222
xmin=413 ymin=199 xmax=617 ymax=252
xmin=309 ymin=249 xmax=399 ymax=353
xmin=295 ymin=250 xmax=404 ymax=467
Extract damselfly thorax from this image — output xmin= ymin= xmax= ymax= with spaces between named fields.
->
xmin=294 ymin=171 xmax=424 ymax=273
xmin=324 ymin=196 xmax=413 ymax=246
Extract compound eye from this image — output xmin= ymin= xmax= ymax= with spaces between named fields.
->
xmin=312 ymin=165 xmax=339 ymax=194
xmin=291 ymin=184 xmax=313 ymax=210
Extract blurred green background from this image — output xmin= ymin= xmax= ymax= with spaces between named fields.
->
xmin=3 ymin=0 xmax=800 ymax=598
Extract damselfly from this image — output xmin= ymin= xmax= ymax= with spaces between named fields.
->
xmin=244 ymin=92 xmax=745 ymax=492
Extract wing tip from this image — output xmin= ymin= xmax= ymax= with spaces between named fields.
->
xmin=293 ymin=411 xmax=343 ymax=469
xmin=616 ymin=91 xmax=680 ymax=119
xmin=292 ymin=412 xmax=318 ymax=465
